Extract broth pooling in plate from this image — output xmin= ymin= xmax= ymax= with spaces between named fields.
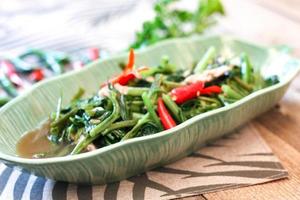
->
xmin=16 ymin=120 xmax=74 ymax=158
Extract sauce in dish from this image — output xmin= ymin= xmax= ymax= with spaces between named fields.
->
xmin=17 ymin=120 xmax=74 ymax=158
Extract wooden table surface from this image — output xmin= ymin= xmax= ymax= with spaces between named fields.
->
xmin=183 ymin=0 xmax=300 ymax=199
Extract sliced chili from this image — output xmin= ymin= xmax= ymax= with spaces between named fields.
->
xmin=200 ymin=85 xmax=222 ymax=95
xmin=118 ymin=72 xmax=136 ymax=85
xmin=29 ymin=69 xmax=44 ymax=82
xmin=157 ymin=97 xmax=176 ymax=130
xmin=101 ymin=50 xmax=149 ymax=88
xmin=171 ymin=81 xmax=204 ymax=104
xmin=125 ymin=48 xmax=135 ymax=72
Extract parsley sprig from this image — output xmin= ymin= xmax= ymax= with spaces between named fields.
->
xmin=130 ymin=0 xmax=225 ymax=49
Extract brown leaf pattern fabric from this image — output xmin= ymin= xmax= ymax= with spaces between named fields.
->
xmin=53 ymin=124 xmax=287 ymax=200
xmin=0 ymin=125 xmax=287 ymax=200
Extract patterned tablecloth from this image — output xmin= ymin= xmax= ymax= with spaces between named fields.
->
xmin=0 ymin=124 xmax=288 ymax=200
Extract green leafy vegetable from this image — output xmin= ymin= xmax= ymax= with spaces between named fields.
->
xmin=130 ymin=0 xmax=225 ymax=49
xmin=18 ymin=46 xmax=280 ymax=158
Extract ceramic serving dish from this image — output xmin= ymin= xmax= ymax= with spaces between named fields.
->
xmin=0 ymin=36 xmax=299 ymax=184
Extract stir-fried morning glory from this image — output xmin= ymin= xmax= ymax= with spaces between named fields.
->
xmin=17 ymin=47 xmax=279 ymax=158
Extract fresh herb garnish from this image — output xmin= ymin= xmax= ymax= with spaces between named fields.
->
xmin=130 ymin=0 xmax=225 ymax=49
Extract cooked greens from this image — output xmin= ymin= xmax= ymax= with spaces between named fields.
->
xmin=17 ymin=47 xmax=279 ymax=158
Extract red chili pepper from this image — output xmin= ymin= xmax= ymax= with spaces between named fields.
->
xmin=117 ymin=67 xmax=149 ymax=85
xmin=101 ymin=71 xmax=138 ymax=87
xmin=0 ymin=60 xmax=24 ymax=87
xmin=124 ymin=48 xmax=135 ymax=73
xmin=200 ymin=85 xmax=222 ymax=95
xmin=88 ymin=48 xmax=100 ymax=61
xmin=117 ymin=72 xmax=136 ymax=85
xmin=157 ymin=97 xmax=176 ymax=130
xmin=29 ymin=69 xmax=44 ymax=82
xmin=171 ymin=82 xmax=204 ymax=104
xmin=100 ymin=50 xmax=146 ymax=88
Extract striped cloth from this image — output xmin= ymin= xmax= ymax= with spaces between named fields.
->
xmin=0 ymin=163 xmax=95 ymax=200
xmin=0 ymin=163 xmax=93 ymax=200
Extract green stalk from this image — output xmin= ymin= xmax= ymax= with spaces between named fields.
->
xmin=119 ymin=94 xmax=130 ymax=120
xmin=227 ymin=80 xmax=249 ymax=97
xmin=126 ymin=87 xmax=149 ymax=96
xmin=55 ymin=96 xmax=62 ymax=121
xmin=132 ymin=112 xmax=144 ymax=119
xmin=49 ymin=107 xmax=79 ymax=143
xmin=201 ymin=104 xmax=220 ymax=111
xmin=89 ymin=91 xmax=120 ymax=137
xmin=253 ymin=71 xmax=266 ymax=90
xmin=70 ymin=91 xmax=120 ymax=154
xmin=122 ymin=113 xmax=151 ymax=140
xmin=102 ymin=119 xmax=138 ymax=135
xmin=51 ymin=108 xmax=79 ymax=128
xmin=70 ymin=119 xmax=136 ymax=155
xmin=221 ymin=85 xmax=244 ymax=100
xmin=198 ymin=96 xmax=221 ymax=105
xmin=129 ymin=104 xmax=144 ymax=113
xmin=70 ymin=135 xmax=91 ymax=155
xmin=218 ymin=94 xmax=238 ymax=104
xmin=233 ymin=76 xmax=253 ymax=92
xmin=148 ymin=74 xmax=163 ymax=102
xmin=163 ymin=80 xmax=184 ymax=91
xmin=140 ymin=57 xmax=175 ymax=78
xmin=241 ymin=53 xmax=253 ymax=84
xmin=162 ymin=94 xmax=185 ymax=122
xmin=71 ymin=88 xmax=85 ymax=102
xmin=142 ymin=92 xmax=163 ymax=130
xmin=130 ymin=100 xmax=144 ymax=106
xmin=194 ymin=46 xmax=216 ymax=73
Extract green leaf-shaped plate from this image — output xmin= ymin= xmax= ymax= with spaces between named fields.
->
xmin=0 ymin=36 xmax=299 ymax=184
